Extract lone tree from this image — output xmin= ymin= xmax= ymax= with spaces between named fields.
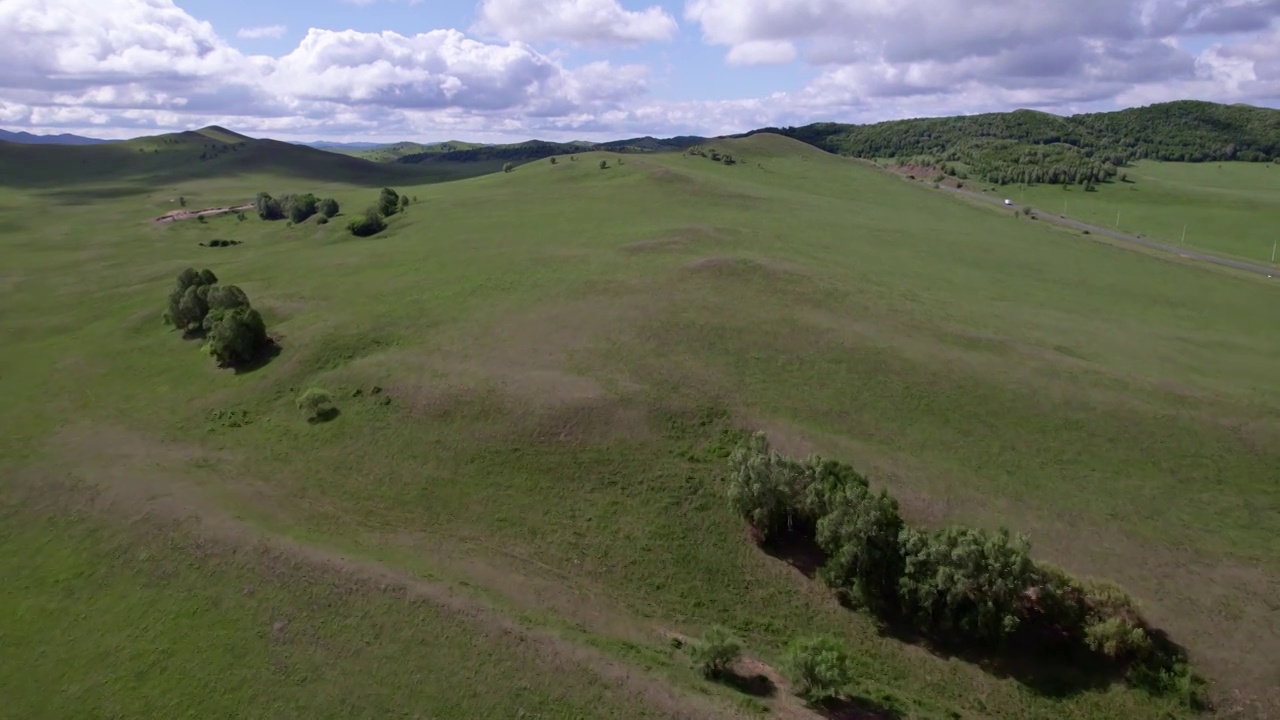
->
xmin=550 ymin=157 xmax=557 ymax=165
xmin=785 ymin=635 xmax=855 ymax=704
xmin=178 ymin=196 xmax=187 ymax=207
xmin=502 ymin=162 xmax=514 ymax=173
xmin=318 ymin=197 xmax=339 ymax=218
xmin=599 ymin=159 xmax=608 ymax=169
xmin=377 ymin=187 xmax=400 ymax=217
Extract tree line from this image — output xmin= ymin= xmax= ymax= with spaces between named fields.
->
xmin=743 ymin=100 xmax=1279 ymax=187
xmin=725 ymin=432 xmax=1205 ymax=708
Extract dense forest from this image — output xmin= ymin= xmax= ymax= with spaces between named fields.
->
xmin=740 ymin=100 xmax=1280 ymax=187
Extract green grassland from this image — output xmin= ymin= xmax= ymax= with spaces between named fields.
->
xmin=2 ymin=132 xmax=1278 ymax=719
xmin=328 ymin=140 xmax=489 ymax=162
xmin=1004 ymin=161 xmax=1280 ymax=264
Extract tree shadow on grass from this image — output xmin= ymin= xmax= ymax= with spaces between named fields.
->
xmin=711 ymin=669 xmax=776 ymax=698
xmin=307 ymin=407 xmax=341 ymax=424
xmin=757 ymin=526 xmax=826 ymax=580
xmin=872 ymin=616 xmax=1136 ymax=699
xmin=232 ymin=338 xmax=281 ymax=375
xmin=809 ymin=696 xmax=903 ymax=720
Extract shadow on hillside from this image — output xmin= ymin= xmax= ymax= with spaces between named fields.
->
xmin=42 ymin=183 xmax=154 ymax=203
xmin=758 ymin=527 xmax=825 ymax=579
xmin=233 ymin=338 xmax=281 ymax=375
xmin=873 ymin=618 xmax=1136 ymax=699
xmin=753 ymin=527 xmax=1175 ymax=701
xmin=713 ymin=669 xmax=776 ymax=698
xmin=809 ymin=696 xmax=903 ymax=720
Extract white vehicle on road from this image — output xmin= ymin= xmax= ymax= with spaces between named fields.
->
xmin=1004 ymin=199 xmax=1013 ymax=206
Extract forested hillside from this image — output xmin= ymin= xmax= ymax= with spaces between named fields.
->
xmin=743 ymin=100 xmax=1280 ymax=187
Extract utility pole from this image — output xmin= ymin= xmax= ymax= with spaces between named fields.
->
xmin=1115 ymin=209 xmax=1121 ymax=229
xmin=1272 ymin=241 xmax=1277 ymax=264
xmin=1181 ymin=224 xmax=1186 ymax=245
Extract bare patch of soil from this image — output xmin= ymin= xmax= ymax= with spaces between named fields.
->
xmin=154 ymin=202 xmax=253 ymax=224
xmin=623 ymin=226 xmax=719 ymax=253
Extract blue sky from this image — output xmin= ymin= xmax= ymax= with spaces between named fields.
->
xmin=0 ymin=0 xmax=1277 ymax=142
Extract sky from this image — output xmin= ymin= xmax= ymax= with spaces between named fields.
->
xmin=1 ymin=0 xmax=1278 ymax=143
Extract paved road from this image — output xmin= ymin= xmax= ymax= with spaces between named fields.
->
xmin=938 ymin=183 xmax=1277 ymax=278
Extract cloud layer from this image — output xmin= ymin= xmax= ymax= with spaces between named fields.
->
xmin=0 ymin=0 xmax=1277 ymax=141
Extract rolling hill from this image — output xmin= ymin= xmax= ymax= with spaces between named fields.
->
xmin=4 ymin=128 xmax=1279 ymax=719
xmin=0 ymin=128 xmax=111 ymax=145
xmin=0 ymin=126 xmax=499 ymax=194
xmin=742 ymin=100 xmax=1280 ymax=186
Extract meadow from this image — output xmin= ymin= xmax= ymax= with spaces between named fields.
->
xmin=997 ymin=160 xmax=1280 ymax=266
xmin=1 ymin=132 xmax=1277 ymax=720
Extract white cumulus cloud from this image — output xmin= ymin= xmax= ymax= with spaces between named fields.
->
xmin=476 ymin=0 xmax=678 ymax=44
xmin=237 ymin=25 xmax=287 ymax=40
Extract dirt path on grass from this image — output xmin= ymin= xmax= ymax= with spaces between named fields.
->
xmin=12 ymin=425 xmax=747 ymax=720
xmin=880 ymin=163 xmax=1278 ymax=278
xmin=154 ymin=202 xmax=253 ymax=224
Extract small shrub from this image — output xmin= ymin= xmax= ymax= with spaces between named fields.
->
xmin=296 ymin=388 xmax=336 ymax=423
xmin=687 ymin=626 xmax=742 ymax=679
xmin=348 ymin=207 xmax=387 ymax=237
xmin=599 ymin=159 xmax=608 ymax=169
xmin=318 ymin=197 xmax=339 ymax=218
xmin=398 ymin=194 xmax=409 ymax=213
xmin=316 ymin=215 xmax=329 ymax=225
xmin=785 ymin=635 xmax=855 ymax=703
xmin=502 ymin=162 xmax=514 ymax=173
xmin=236 ymin=212 xmax=246 ymax=222
xmin=550 ymin=157 xmax=558 ymax=165
xmin=178 ymin=196 xmax=187 ymax=207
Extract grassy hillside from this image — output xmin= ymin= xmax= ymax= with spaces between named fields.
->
xmin=3 ymin=133 xmax=1279 ymax=719
xmin=749 ymin=101 xmax=1280 ymax=187
xmin=328 ymin=140 xmax=488 ymax=163
xmin=397 ymin=136 xmax=702 ymax=166
xmin=0 ymin=127 xmax=500 ymax=198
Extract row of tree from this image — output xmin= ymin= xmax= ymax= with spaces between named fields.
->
xmin=162 ymin=268 xmax=269 ymax=367
xmin=744 ymin=100 xmax=1279 ymax=186
xmin=347 ymin=187 xmax=408 ymax=237
xmin=726 ymin=432 xmax=1203 ymax=705
xmin=255 ymin=192 xmax=339 ymax=224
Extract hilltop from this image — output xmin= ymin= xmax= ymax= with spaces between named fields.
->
xmin=743 ymin=100 xmax=1280 ymax=186
xmin=0 ymin=126 xmax=496 ymax=192
xmin=0 ymin=128 xmax=111 ymax=145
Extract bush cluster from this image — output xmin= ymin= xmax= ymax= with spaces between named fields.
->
xmin=726 ymin=432 xmax=1200 ymax=700
xmin=162 ymin=268 xmax=269 ymax=367
xmin=256 ymin=191 xmax=338 ymax=223
xmin=344 ymin=187 xmax=406 ymax=237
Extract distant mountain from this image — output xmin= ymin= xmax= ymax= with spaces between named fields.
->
xmin=396 ymin=135 xmax=707 ymax=165
xmin=739 ymin=100 xmax=1280 ymax=187
xmin=302 ymin=140 xmax=384 ymax=150
xmin=595 ymin=135 xmax=707 ymax=152
xmin=0 ymin=129 xmax=111 ymax=145
xmin=0 ymin=125 xmax=488 ymax=190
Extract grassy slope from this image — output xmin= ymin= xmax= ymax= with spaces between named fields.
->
xmin=1002 ymin=161 xmax=1280 ymax=265
xmin=2 ymin=134 xmax=1278 ymax=719
xmin=330 ymin=141 xmax=488 ymax=162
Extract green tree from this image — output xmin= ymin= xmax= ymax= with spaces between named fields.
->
xmin=255 ymin=192 xmax=283 ymax=220
xmin=550 ymin=157 xmax=558 ymax=165
xmin=377 ymin=187 xmax=400 ymax=217
xmin=203 ymin=305 xmax=267 ymax=367
xmin=398 ymin=194 xmax=409 ymax=213
xmin=726 ymin=432 xmax=811 ymax=542
xmin=687 ymin=626 xmax=742 ymax=679
xmin=785 ymin=635 xmax=855 ymax=703
xmin=599 ymin=159 xmax=608 ymax=169
xmin=806 ymin=459 xmax=905 ymax=610
xmin=178 ymin=196 xmax=187 ymax=207
xmin=347 ymin=207 xmax=387 ymax=237
xmin=502 ymin=162 xmax=514 ymax=173
xmin=318 ymin=197 xmax=339 ymax=218
xmin=163 ymin=267 xmax=218 ymax=334
xmin=283 ymin=193 xmax=319 ymax=223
